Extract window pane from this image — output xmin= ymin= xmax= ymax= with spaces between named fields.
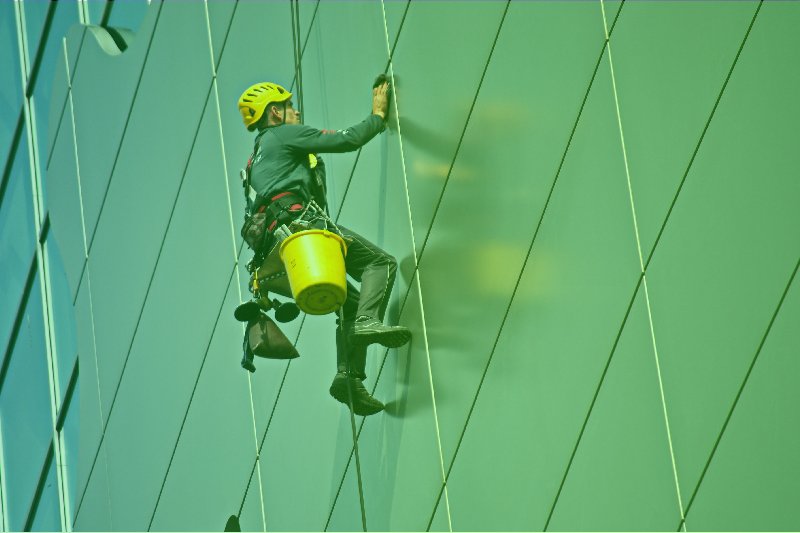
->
xmin=0 ymin=136 xmax=35 ymax=356
xmin=61 ymin=384 xmax=78 ymax=524
xmin=0 ymin=1 xmax=23 ymax=161
xmin=107 ymin=0 xmax=149 ymax=32
xmin=45 ymin=237 xmax=78 ymax=407
xmin=29 ymin=452 xmax=61 ymax=532
xmin=30 ymin=0 xmax=80 ymax=186
xmin=0 ymin=275 xmax=53 ymax=532
xmin=21 ymin=0 xmax=51 ymax=77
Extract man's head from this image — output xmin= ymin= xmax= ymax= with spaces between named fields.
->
xmin=238 ymin=82 xmax=295 ymax=131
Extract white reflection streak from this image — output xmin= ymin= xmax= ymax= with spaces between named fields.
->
xmin=379 ymin=1 xmax=453 ymax=531
xmin=600 ymin=1 xmax=687 ymax=530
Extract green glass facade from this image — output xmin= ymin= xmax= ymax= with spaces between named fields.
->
xmin=2 ymin=0 xmax=799 ymax=531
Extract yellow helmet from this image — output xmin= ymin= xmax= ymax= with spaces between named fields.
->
xmin=238 ymin=82 xmax=292 ymax=131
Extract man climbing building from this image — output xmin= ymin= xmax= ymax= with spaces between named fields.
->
xmin=237 ymin=78 xmax=410 ymax=416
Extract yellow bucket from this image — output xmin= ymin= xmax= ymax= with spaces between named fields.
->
xmin=279 ymin=229 xmax=347 ymax=315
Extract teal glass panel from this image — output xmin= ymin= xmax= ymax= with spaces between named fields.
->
xmin=418 ymin=0 xmax=608 ymax=471
xmin=30 ymin=0 xmax=80 ymax=180
xmin=148 ymin=273 xmax=258 ymax=530
xmin=216 ymin=1 xmax=295 ymax=252
xmin=387 ymin=1 xmax=507 ymax=254
xmin=688 ymin=274 xmax=800 ymax=530
xmin=69 ymin=1 xmax=162 ymax=242
xmin=0 ymin=276 xmax=53 ymax=532
xmin=80 ymin=2 xmax=213 ymax=421
xmin=85 ymin=0 xmax=107 ymax=26
xmin=74 ymin=267 xmax=102 ymax=496
xmin=0 ymin=136 xmax=35 ymax=355
xmin=238 ymin=475 xmax=265 ymax=533
xmin=62 ymin=382 xmax=79 ymax=523
xmin=546 ymin=289 xmax=681 ymax=530
xmin=352 ymin=275 xmax=445 ymax=531
xmin=44 ymin=237 xmax=78 ymax=407
xmin=441 ymin=52 xmax=642 ymax=530
xmin=72 ymin=443 xmax=112 ymax=531
xmin=43 ymin=99 xmax=86 ymax=302
xmin=256 ymin=315 xmax=354 ymax=530
xmin=205 ymin=1 xmax=236 ymax=68
xmin=0 ymin=1 xmax=23 ymax=160
xmin=29 ymin=453 xmax=61 ymax=532
xmin=298 ymin=0 xmax=392 ymax=215
xmin=95 ymin=101 xmax=235 ymax=529
xmin=608 ymin=0 xmax=759 ymax=257
xmin=645 ymin=0 xmax=800 ymax=506
xmin=106 ymin=0 xmax=149 ymax=32
xmin=324 ymin=460 xmax=362 ymax=532
xmin=21 ymin=0 xmax=50 ymax=77
xmin=428 ymin=497 xmax=449 ymax=532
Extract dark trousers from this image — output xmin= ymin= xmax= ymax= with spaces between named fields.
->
xmin=265 ymin=224 xmax=397 ymax=380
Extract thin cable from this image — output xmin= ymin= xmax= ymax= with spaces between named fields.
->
xmin=377 ymin=0 xmax=453 ymax=530
xmin=677 ymin=254 xmax=800 ymax=530
xmin=599 ymin=0 xmax=686 ymax=528
xmin=146 ymin=266 xmax=237 ymax=530
xmin=73 ymin=78 xmax=212 ymax=519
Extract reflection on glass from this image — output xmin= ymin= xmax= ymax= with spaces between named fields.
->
xmin=31 ymin=0 xmax=80 ymax=197
xmin=29 ymin=451 xmax=61 ymax=532
xmin=61 ymin=383 xmax=79 ymax=524
xmin=0 ymin=1 xmax=23 ymax=160
xmin=45 ymin=237 xmax=78 ymax=407
xmin=0 ymin=136 xmax=35 ymax=355
xmin=107 ymin=0 xmax=149 ymax=32
xmin=21 ymin=0 xmax=51 ymax=76
xmin=0 ymin=275 xmax=53 ymax=532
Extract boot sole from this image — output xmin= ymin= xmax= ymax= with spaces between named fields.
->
xmin=350 ymin=328 xmax=411 ymax=349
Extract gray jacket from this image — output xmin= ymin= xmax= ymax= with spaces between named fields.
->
xmin=248 ymin=114 xmax=385 ymax=209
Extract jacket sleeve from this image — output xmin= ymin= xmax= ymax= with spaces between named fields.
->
xmin=278 ymin=115 xmax=386 ymax=154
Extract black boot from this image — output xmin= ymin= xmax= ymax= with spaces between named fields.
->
xmin=350 ymin=316 xmax=411 ymax=348
xmin=329 ymin=372 xmax=384 ymax=416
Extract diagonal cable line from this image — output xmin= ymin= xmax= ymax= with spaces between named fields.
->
xmin=82 ymin=2 xmax=165 ymax=255
xmin=677 ymin=254 xmax=800 ymax=531
xmin=73 ymin=80 xmax=214 ymax=519
xmin=598 ymin=0 xmax=686 ymax=527
xmin=146 ymin=264 xmax=237 ymax=530
xmin=643 ymin=0 xmax=763 ymax=271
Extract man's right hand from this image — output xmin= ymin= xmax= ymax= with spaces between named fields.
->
xmin=372 ymin=75 xmax=390 ymax=120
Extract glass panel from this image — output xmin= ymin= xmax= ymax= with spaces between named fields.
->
xmin=645 ymin=0 xmax=800 ymax=504
xmin=148 ymin=276 xmax=258 ymax=530
xmin=688 ymin=277 xmax=800 ymax=530
xmin=351 ymin=275 xmax=443 ymax=531
xmin=99 ymin=97 xmax=237 ymax=530
xmin=30 ymin=0 xmax=80 ymax=183
xmin=0 ymin=136 xmax=35 ymax=356
xmin=0 ymin=1 xmax=23 ymax=161
xmin=43 ymin=93 xmax=86 ymax=302
xmin=45 ymin=237 xmax=78 ymax=407
xmin=29 ymin=453 xmax=61 ymax=532
xmin=0 ymin=275 xmax=53 ymax=532
xmin=61 ymin=384 xmax=79 ymax=524
xmin=546 ymin=291 xmax=681 ymax=529
xmin=416 ymin=0 xmax=608 ymax=471
xmin=21 ymin=0 xmax=51 ymax=75
xmin=106 ymin=0 xmax=149 ymax=32
xmin=86 ymin=0 xmax=107 ymax=26
xmin=384 ymin=1 xmax=508 ymax=254
xmin=82 ymin=1 xmax=214 ymax=426
xmin=441 ymin=51 xmax=642 ymax=530
xmin=609 ymin=0 xmax=759 ymax=257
